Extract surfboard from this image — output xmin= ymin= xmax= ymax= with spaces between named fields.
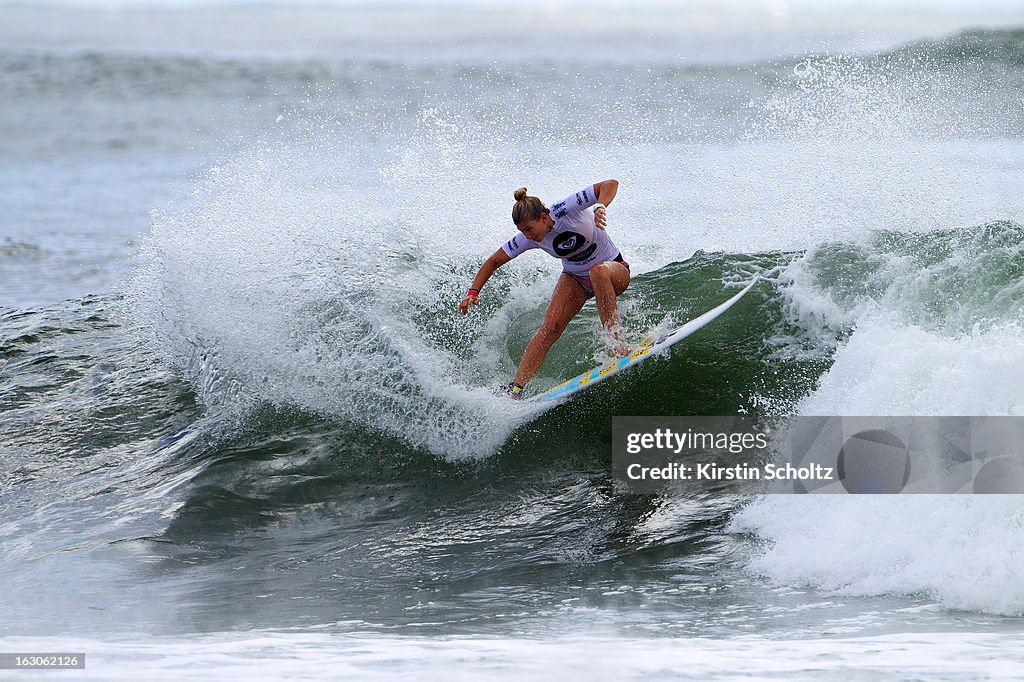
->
xmin=527 ymin=276 xmax=759 ymax=404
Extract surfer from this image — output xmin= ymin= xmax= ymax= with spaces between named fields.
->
xmin=458 ymin=180 xmax=630 ymax=397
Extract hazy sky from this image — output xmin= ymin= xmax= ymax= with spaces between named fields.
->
xmin=3 ymin=0 xmax=1021 ymax=63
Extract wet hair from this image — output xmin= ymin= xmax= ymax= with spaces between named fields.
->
xmin=511 ymin=187 xmax=547 ymax=226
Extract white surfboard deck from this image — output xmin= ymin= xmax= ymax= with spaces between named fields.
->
xmin=527 ymin=276 xmax=759 ymax=404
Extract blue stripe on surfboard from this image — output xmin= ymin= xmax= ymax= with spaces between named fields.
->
xmin=530 ymin=344 xmax=653 ymax=403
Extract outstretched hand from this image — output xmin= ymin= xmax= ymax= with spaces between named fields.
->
xmin=458 ymin=293 xmax=479 ymax=315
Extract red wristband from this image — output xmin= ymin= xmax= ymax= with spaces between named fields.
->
xmin=467 ymin=289 xmax=479 ymax=297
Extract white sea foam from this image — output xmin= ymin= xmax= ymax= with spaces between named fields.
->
xmin=125 ymin=123 xmax=540 ymax=457
xmin=737 ymin=224 xmax=1024 ymax=615
xmin=4 ymin=630 xmax=1023 ymax=680
xmin=737 ymin=286 xmax=1024 ymax=612
xmin=733 ymin=493 xmax=1024 ymax=615
xmin=800 ymin=316 xmax=1024 ymax=415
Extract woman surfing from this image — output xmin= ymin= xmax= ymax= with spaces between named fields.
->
xmin=458 ymin=180 xmax=630 ymax=398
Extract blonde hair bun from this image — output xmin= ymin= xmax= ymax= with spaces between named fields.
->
xmin=510 ymin=186 xmax=546 ymax=225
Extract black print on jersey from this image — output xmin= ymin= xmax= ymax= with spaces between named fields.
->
xmin=576 ymin=192 xmax=583 ymax=206
xmin=565 ymin=243 xmax=598 ymax=263
xmin=583 ymin=189 xmax=590 ymax=202
xmin=553 ymin=231 xmax=586 ymax=256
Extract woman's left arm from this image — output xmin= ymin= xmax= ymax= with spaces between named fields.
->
xmin=592 ymin=179 xmax=618 ymax=229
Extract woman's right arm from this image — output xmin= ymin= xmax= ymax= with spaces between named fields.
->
xmin=459 ymin=248 xmax=512 ymax=315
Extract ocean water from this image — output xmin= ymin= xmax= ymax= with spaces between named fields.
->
xmin=3 ymin=2 xmax=1024 ymax=679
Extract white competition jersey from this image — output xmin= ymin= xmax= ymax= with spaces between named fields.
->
xmin=501 ymin=185 xmax=620 ymax=275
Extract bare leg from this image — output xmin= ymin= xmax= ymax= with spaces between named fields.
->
xmin=513 ymin=274 xmax=588 ymax=387
xmin=588 ymin=261 xmax=631 ymax=355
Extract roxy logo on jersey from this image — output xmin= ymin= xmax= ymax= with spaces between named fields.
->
xmin=553 ymin=231 xmax=586 ymax=256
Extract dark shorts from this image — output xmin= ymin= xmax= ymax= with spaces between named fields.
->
xmin=567 ymin=254 xmax=629 ymax=298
